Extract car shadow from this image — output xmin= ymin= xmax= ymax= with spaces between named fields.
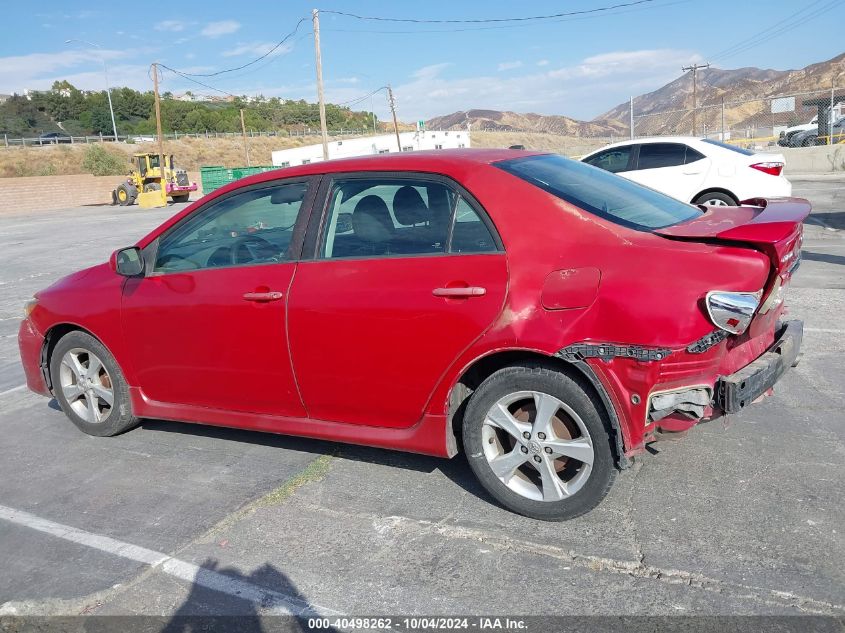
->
xmin=801 ymin=250 xmax=845 ymax=266
xmin=160 ymin=558 xmax=340 ymax=632
xmin=804 ymin=212 xmax=845 ymax=231
xmin=137 ymin=417 xmax=492 ymax=504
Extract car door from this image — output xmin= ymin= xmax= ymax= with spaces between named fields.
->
xmin=287 ymin=173 xmax=508 ymax=428
xmin=625 ymin=142 xmax=709 ymax=202
xmin=121 ymin=178 xmax=318 ymax=417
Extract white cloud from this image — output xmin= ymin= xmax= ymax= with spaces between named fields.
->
xmin=391 ymin=49 xmax=702 ymax=121
xmin=201 ymin=20 xmax=241 ymax=38
xmin=0 ymin=49 xmax=133 ymax=93
xmin=537 ymin=60 xmax=550 ymax=67
xmin=497 ymin=61 xmax=523 ymax=71
xmin=155 ymin=20 xmax=185 ymax=32
xmin=221 ymin=41 xmax=292 ymax=58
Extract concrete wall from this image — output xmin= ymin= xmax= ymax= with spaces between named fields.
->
xmin=0 ymin=172 xmax=202 ymax=214
xmin=782 ymin=145 xmax=845 ymax=174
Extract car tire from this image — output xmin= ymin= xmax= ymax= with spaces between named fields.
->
xmin=462 ymin=363 xmax=617 ymax=521
xmin=801 ymin=136 xmax=817 ymax=147
xmin=50 ymin=331 xmax=139 ymax=437
xmin=692 ymin=191 xmax=736 ymax=207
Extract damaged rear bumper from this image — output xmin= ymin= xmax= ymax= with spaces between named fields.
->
xmin=715 ymin=319 xmax=803 ymax=414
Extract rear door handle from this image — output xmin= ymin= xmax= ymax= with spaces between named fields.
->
xmin=243 ymin=291 xmax=284 ymax=302
xmin=432 ymin=286 xmax=486 ymax=298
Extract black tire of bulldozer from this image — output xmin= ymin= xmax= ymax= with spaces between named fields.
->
xmin=171 ymin=194 xmax=190 ymax=203
xmin=116 ymin=184 xmax=135 ymax=207
xmin=143 ymin=182 xmax=161 ymax=193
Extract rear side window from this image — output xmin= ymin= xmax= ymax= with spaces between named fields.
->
xmin=496 ymin=154 xmax=701 ymax=231
xmin=319 ymin=178 xmax=499 ymax=259
xmin=701 ymin=139 xmax=755 ymax=156
xmin=636 ymin=143 xmax=687 ymax=169
xmin=583 ymin=146 xmax=633 ymax=173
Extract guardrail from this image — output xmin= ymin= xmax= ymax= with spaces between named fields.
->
xmin=2 ymin=128 xmax=379 ymax=148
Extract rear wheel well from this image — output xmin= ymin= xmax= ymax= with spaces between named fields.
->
xmin=447 ymin=350 xmax=628 ymax=468
xmin=42 ymin=324 xmax=98 ymax=391
xmin=691 ymin=187 xmax=739 ymax=205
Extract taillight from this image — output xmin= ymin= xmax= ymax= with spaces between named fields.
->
xmin=705 ymin=291 xmax=763 ymax=335
xmin=750 ymin=162 xmax=784 ymax=176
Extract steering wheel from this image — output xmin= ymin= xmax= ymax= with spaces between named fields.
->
xmin=230 ymin=235 xmax=277 ymax=265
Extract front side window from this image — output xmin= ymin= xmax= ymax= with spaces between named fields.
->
xmin=496 ymin=154 xmax=701 ymax=231
xmin=584 ymin=146 xmax=633 ymax=173
xmin=320 ymin=177 xmax=499 ymax=259
xmin=154 ymin=181 xmax=310 ymax=273
xmin=636 ymin=143 xmax=687 ymax=169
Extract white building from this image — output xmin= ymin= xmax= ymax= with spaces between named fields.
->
xmin=271 ymin=130 xmax=470 ymax=168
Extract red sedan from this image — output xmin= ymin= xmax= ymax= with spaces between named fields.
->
xmin=18 ymin=149 xmax=807 ymax=520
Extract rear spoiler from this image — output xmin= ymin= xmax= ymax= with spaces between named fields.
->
xmin=655 ymin=197 xmax=810 ymax=271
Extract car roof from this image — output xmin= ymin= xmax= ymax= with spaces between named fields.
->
xmin=585 ymin=136 xmax=705 ymax=154
xmin=218 ymin=148 xmax=548 ymax=192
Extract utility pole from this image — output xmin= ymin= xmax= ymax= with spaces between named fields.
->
xmin=629 ymin=96 xmax=634 ymax=139
xmin=682 ymin=62 xmax=710 ymax=136
xmin=721 ymin=96 xmax=726 ymax=141
xmin=312 ymin=9 xmax=329 ymax=160
xmin=240 ymin=108 xmax=250 ymax=166
xmin=152 ymin=63 xmax=166 ymax=201
xmin=388 ymin=85 xmax=401 ymax=152
xmin=830 ymin=78 xmax=835 ymax=145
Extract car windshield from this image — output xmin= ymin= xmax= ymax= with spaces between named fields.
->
xmin=496 ymin=154 xmax=702 ymax=230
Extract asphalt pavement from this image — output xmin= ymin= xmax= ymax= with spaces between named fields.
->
xmin=0 ymin=179 xmax=842 ymax=621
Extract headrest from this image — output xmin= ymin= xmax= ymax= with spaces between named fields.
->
xmin=352 ymin=195 xmax=394 ymax=243
xmin=392 ymin=186 xmax=428 ymax=226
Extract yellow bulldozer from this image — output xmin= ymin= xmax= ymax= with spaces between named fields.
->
xmin=112 ymin=153 xmax=197 ymax=207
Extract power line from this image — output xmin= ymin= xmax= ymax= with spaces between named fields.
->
xmin=333 ymin=86 xmax=388 ymax=107
xmin=319 ymin=0 xmax=657 ymax=24
xmin=166 ymin=18 xmax=308 ymax=78
xmin=320 ymin=0 xmax=689 ymax=34
xmin=157 ymin=64 xmax=238 ymax=98
xmin=709 ymin=0 xmax=841 ymax=62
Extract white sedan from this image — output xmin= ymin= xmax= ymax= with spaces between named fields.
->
xmin=581 ymin=136 xmax=791 ymax=206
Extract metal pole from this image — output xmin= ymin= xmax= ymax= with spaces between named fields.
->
xmin=721 ymin=97 xmax=726 ymax=141
xmin=240 ymin=108 xmax=250 ymax=166
xmin=388 ymin=85 xmax=401 ymax=152
xmin=830 ymin=79 xmax=835 ymax=145
xmin=312 ymin=9 xmax=329 ymax=160
xmin=66 ymin=40 xmax=118 ymax=142
xmin=629 ymin=95 xmax=634 ymax=140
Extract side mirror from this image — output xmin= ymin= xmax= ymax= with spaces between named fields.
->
xmin=111 ymin=247 xmax=145 ymax=277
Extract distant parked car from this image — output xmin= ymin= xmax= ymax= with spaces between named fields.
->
xmin=778 ymin=116 xmax=819 ymax=147
xmin=789 ymin=117 xmax=845 ymax=147
xmin=19 ymin=149 xmax=807 ymax=520
xmin=582 ymin=137 xmax=791 ymax=206
xmin=37 ymin=132 xmax=71 ymax=144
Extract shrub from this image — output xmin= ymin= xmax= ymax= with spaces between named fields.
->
xmin=82 ymin=144 xmax=127 ymax=176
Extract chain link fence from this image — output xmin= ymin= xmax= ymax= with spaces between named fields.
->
xmin=632 ymin=86 xmax=845 ymax=150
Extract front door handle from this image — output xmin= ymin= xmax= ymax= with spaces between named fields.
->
xmin=433 ymin=286 xmax=486 ymax=298
xmin=243 ymin=291 xmax=284 ymax=302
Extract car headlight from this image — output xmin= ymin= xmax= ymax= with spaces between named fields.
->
xmin=23 ymin=298 xmax=38 ymax=319
xmin=705 ymin=291 xmax=762 ymax=335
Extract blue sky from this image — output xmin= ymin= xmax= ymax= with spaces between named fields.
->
xmin=3 ymin=0 xmax=842 ymax=121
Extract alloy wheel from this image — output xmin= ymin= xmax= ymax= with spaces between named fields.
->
xmin=59 ymin=348 xmax=114 ymax=423
xmin=482 ymin=390 xmax=594 ymax=501
xmin=702 ymin=198 xmax=729 ymax=206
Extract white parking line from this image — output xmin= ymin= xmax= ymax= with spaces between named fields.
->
xmin=0 ymin=504 xmax=339 ymax=616
xmin=805 ymin=327 xmax=845 ymax=333
xmin=0 ymin=385 xmax=26 ymax=398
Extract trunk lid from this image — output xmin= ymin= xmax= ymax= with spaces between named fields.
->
xmin=655 ymin=197 xmax=809 ymax=275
